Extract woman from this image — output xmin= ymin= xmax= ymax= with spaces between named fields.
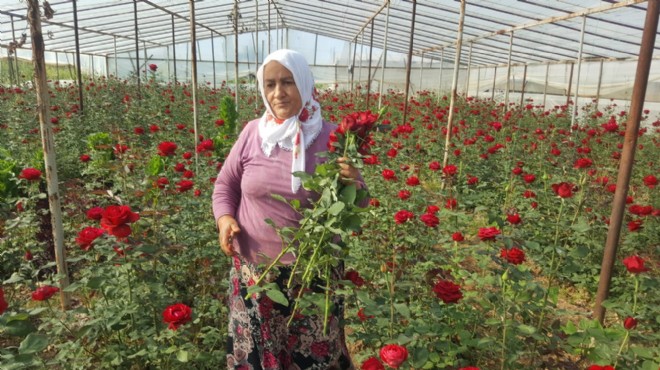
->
xmin=212 ymin=49 xmax=360 ymax=370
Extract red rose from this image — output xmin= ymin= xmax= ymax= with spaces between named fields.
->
xmin=148 ymin=63 xmax=158 ymax=71
xmin=512 ymin=167 xmax=523 ymax=175
xmin=500 ymin=247 xmax=525 ymax=265
xmin=573 ymin=157 xmax=593 ymax=169
xmin=623 ymin=316 xmax=637 ymax=330
xmin=643 ymin=174 xmax=657 ymax=188
xmin=162 ymin=303 xmax=192 ymax=330
xmin=419 ymin=212 xmax=439 ymax=228
xmin=551 ymin=182 xmax=575 ymax=198
xmin=75 ymin=227 xmax=106 ymax=251
xmin=361 ymin=356 xmax=384 ymax=370
xmin=24 ymin=250 xmax=33 ymax=261
xmin=507 ymin=213 xmax=522 ymax=225
xmin=114 ymin=144 xmax=129 ymax=154
xmin=134 ymin=127 xmax=145 ymax=135
xmin=387 ymin=148 xmax=398 ymax=158
xmin=393 ymin=210 xmax=414 ymax=224
xmin=622 ymin=255 xmax=649 ymax=274
xmin=405 ymin=176 xmax=420 ymax=186
xmin=478 ymin=226 xmax=500 ymax=241
xmin=522 ymin=174 xmax=536 ymax=183
xmin=428 ymin=161 xmax=441 ymax=171
xmin=19 ymin=168 xmax=42 ymax=181
xmin=382 ymin=169 xmax=397 ymax=181
xmin=344 ymin=270 xmax=365 ymax=287
xmin=398 ymin=190 xmax=411 ymax=200
xmin=587 ymin=366 xmax=615 ymax=370
xmin=426 ymin=205 xmax=440 ymax=214
xmin=627 ymin=219 xmax=643 ymax=232
xmin=150 ymin=124 xmax=160 ymax=133
xmin=442 ymin=164 xmax=458 ymax=176
xmin=445 ymin=198 xmax=457 ymax=210
xmin=176 ymin=180 xmax=194 ymax=193
xmin=86 ymin=207 xmax=104 ymax=220
xmin=523 ymin=190 xmax=536 ymax=198
xmin=0 ymin=287 xmax=8 ymax=315
xmin=196 ymin=139 xmax=214 ymax=153
xmin=357 ymin=307 xmax=374 ymax=322
xmin=452 ymin=232 xmax=464 ymax=242
xmin=467 ymin=176 xmax=479 ymax=185
xmin=459 ymin=367 xmax=480 ymax=370
xmin=79 ymin=154 xmax=91 ymax=162
xmin=183 ymin=151 xmax=193 ymax=160
xmin=433 ymin=279 xmax=463 ymax=304
xmin=369 ymin=198 xmax=380 ymax=207
xmin=32 ymin=285 xmax=60 ymax=301
xmin=100 ymin=205 xmax=140 ymax=238
xmin=156 ymin=177 xmax=169 ymax=189
xmin=379 ymin=344 xmax=408 ymax=369
xmin=157 ymin=141 xmax=178 ymax=156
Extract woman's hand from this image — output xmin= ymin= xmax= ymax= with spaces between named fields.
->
xmin=337 ymin=157 xmax=363 ymax=189
xmin=217 ymin=215 xmax=241 ymax=256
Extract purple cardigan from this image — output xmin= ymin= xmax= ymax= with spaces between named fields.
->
xmin=212 ymin=119 xmax=339 ymax=264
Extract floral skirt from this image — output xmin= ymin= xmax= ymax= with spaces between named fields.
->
xmin=226 ymin=255 xmax=355 ymax=370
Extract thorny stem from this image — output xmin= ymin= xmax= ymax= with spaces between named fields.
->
xmin=537 ymin=198 xmax=564 ymax=330
xmin=500 ymin=270 xmax=509 ymax=370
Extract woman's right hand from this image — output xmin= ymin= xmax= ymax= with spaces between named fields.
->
xmin=217 ymin=215 xmax=241 ymax=256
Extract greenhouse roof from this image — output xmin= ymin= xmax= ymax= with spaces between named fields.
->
xmin=0 ymin=0 xmax=654 ymax=67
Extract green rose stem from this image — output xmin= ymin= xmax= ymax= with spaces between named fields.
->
xmin=571 ymin=173 xmax=588 ymax=224
xmin=500 ymin=269 xmax=510 ymax=370
xmin=615 ymin=275 xmax=640 ymax=368
xmin=45 ymin=299 xmax=100 ymax=360
xmin=537 ymin=198 xmax=565 ymax=330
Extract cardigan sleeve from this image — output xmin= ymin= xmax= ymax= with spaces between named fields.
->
xmin=211 ymin=123 xmax=252 ymax=222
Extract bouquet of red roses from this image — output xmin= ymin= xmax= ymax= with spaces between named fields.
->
xmin=249 ymin=109 xmax=384 ymax=334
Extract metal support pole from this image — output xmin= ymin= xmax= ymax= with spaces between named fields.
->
xmin=113 ymin=37 xmax=118 ymax=78
xmin=133 ymin=0 xmax=141 ymax=96
xmin=378 ymin=0 xmax=390 ymax=109
xmin=491 ymin=66 xmax=497 ymax=101
xmin=358 ymin=32 xmax=364 ymax=94
xmin=519 ymin=64 xmax=527 ymax=106
xmin=211 ymin=33 xmax=216 ymax=89
xmin=542 ymin=62 xmax=549 ymax=108
xmin=350 ymin=41 xmax=357 ymax=94
xmin=171 ymin=15 xmax=177 ymax=83
xmin=595 ymin=0 xmax=658 ymax=324
xmin=504 ymin=31 xmax=514 ymax=108
xmin=10 ymin=15 xmax=19 ymax=85
xmin=442 ymin=0 xmax=464 ymax=169
xmin=314 ymin=34 xmax=318 ymax=65
xmin=465 ymin=42 xmax=473 ymax=96
xmin=268 ymin=0 xmax=271 ymax=54
xmin=476 ymin=66 xmax=481 ymax=98
xmin=419 ymin=52 xmax=424 ymax=93
xmin=402 ymin=0 xmax=417 ymax=125
xmin=234 ymin=0 xmax=239 ymax=110
xmin=566 ymin=62 xmax=574 ymax=108
xmin=166 ymin=46 xmax=171 ymax=83
xmin=72 ymin=0 xmax=84 ymax=112
xmin=55 ymin=51 xmax=60 ymax=81
xmin=255 ymin=1 xmax=259 ymax=109
xmin=27 ymin=0 xmax=70 ymax=310
xmin=143 ymin=41 xmax=148 ymax=83
xmin=366 ymin=19 xmax=375 ymax=108
xmin=595 ymin=59 xmax=604 ymax=111
xmin=189 ymin=0 xmax=199 ymax=173
xmin=224 ymin=36 xmax=229 ymax=85
xmin=571 ymin=15 xmax=587 ymax=127
xmin=90 ymin=54 xmax=95 ymax=82
xmin=437 ymin=48 xmax=444 ymax=103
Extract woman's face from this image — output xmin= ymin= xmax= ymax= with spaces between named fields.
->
xmin=263 ymin=61 xmax=302 ymax=120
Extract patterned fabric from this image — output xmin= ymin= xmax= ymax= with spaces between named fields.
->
xmin=226 ymin=256 xmax=355 ymax=370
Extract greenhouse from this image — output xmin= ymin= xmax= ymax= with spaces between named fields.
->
xmin=0 ymin=0 xmax=658 ymax=369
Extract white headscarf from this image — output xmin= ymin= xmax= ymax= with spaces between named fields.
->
xmin=257 ymin=49 xmax=323 ymax=193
